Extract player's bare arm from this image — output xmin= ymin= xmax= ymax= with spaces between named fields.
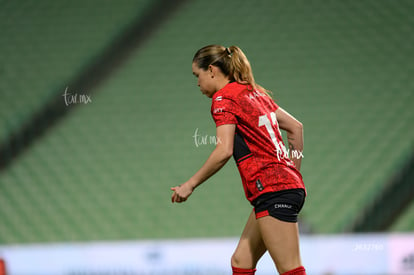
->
xmin=171 ymin=124 xmax=236 ymax=203
xmin=275 ymin=107 xmax=304 ymax=171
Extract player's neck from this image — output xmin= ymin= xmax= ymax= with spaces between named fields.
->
xmin=215 ymin=78 xmax=232 ymax=92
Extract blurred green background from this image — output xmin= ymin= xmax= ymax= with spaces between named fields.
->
xmin=0 ymin=0 xmax=413 ymax=244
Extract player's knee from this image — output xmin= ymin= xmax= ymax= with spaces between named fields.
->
xmin=231 ymin=252 xmax=242 ymax=267
xmin=231 ymin=251 xmax=255 ymax=269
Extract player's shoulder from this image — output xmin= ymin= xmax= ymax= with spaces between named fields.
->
xmin=214 ymin=82 xmax=247 ymax=100
xmin=212 ymin=83 xmax=236 ymax=103
xmin=213 ymin=82 xmax=275 ymax=107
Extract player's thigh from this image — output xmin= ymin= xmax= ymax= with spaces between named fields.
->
xmin=257 ymin=216 xmax=302 ymax=273
xmin=231 ymin=210 xmax=267 ymax=268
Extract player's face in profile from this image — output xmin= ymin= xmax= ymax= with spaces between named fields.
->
xmin=192 ymin=62 xmax=216 ymax=98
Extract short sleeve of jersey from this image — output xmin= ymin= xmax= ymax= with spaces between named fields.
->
xmin=273 ymin=101 xmax=280 ymax=111
xmin=211 ymin=97 xmax=238 ymax=127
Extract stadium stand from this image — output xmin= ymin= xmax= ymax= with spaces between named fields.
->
xmin=0 ymin=0 xmax=413 ymax=244
xmin=0 ymin=0 xmax=154 ymax=146
xmin=392 ymin=199 xmax=414 ymax=232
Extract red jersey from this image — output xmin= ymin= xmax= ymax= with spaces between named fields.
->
xmin=211 ymin=82 xmax=305 ymax=203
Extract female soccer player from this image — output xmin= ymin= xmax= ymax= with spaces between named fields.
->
xmin=171 ymin=45 xmax=307 ymax=275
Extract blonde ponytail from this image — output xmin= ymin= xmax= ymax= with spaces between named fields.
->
xmin=193 ymin=45 xmax=271 ymax=97
xmin=227 ymin=46 xmax=271 ymax=96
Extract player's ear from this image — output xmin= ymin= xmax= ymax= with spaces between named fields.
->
xmin=208 ymin=65 xmax=215 ymax=78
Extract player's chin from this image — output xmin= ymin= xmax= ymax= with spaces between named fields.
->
xmin=202 ymin=91 xmax=213 ymax=98
xmin=199 ymin=89 xmax=207 ymax=96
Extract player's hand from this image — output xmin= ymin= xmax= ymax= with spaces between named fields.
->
xmin=171 ymin=182 xmax=193 ymax=203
